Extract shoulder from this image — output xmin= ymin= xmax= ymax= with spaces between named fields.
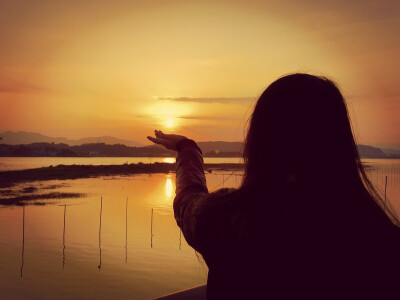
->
xmin=195 ymin=188 xmax=239 ymax=215
xmin=206 ymin=187 xmax=237 ymax=201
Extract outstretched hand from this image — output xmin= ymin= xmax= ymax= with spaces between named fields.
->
xmin=147 ymin=130 xmax=187 ymax=151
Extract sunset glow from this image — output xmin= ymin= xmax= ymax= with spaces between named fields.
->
xmin=0 ymin=1 xmax=399 ymax=146
xmin=0 ymin=2 xmax=400 ymax=298
xmin=166 ymin=119 xmax=174 ymax=128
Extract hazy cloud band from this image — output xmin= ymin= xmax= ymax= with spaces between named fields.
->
xmin=157 ymin=96 xmax=255 ymax=104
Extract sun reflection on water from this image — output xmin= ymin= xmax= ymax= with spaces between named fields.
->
xmin=163 ymin=157 xmax=176 ymax=164
xmin=165 ymin=178 xmax=173 ymax=198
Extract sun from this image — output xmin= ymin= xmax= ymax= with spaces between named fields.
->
xmin=166 ymin=118 xmax=174 ymax=128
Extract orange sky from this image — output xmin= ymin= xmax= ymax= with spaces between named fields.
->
xmin=0 ymin=0 xmax=399 ymax=145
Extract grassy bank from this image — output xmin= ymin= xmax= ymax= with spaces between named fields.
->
xmin=0 ymin=162 xmax=244 ymax=188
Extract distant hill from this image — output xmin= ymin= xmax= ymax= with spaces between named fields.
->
xmin=372 ymin=143 xmax=400 ymax=151
xmin=377 ymin=148 xmax=400 ymax=156
xmin=0 ymin=131 xmax=143 ymax=147
xmin=369 ymin=143 xmax=400 ymax=157
xmin=0 ymin=141 xmax=396 ymax=159
xmin=357 ymin=145 xmax=386 ymax=158
xmin=0 ymin=142 xmax=175 ymax=157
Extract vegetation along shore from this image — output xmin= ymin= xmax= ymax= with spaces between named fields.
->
xmin=0 ymin=162 xmax=244 ymax=188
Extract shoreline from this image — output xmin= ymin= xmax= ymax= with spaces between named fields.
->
xmin=0 ymin=162 xmax=244 ymax=188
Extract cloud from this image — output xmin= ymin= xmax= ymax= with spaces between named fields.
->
xmin=156 ymin=96 xmax=255 ymax=104
xmin=178 ymin=115 xmax=240 ymax=121
xmin=134 ymin=114 xmax=241 ymax=122
xmin=348 ymin=91 xmax=400 ymax=102
xmin=0 ymin=79 xmax=46 ymax=94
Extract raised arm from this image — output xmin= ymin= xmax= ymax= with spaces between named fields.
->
xmin=147 ymin=130 xmax=208 ymax=250
xmin=174 ymin=139 xmax=208 ymax=249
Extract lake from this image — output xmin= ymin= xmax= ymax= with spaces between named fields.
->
xmin=0 ymin=157 xmax=243 ymax=172
xmin=0 ymin=157 xmax=399 ymax=299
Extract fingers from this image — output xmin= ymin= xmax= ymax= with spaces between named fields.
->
xmin=148 ymin=130 xmax=180 ymax=151
xmin=148 ymin=130 xmax=164 ymax=143
xmin=147 ymin=136 xmax=162 ymax=144
xmin=154 ymin=130 xmax=172 ymax=142
xmin=147 ymin=136 xmax=157 ymax=143
xmin=147 ymin=136 xmax=170 ymax=147
xmin=155 ymin=130 xmax=167 ymax=138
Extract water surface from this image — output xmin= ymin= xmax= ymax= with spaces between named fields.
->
xmin=0 ymin=158 xmax=399 ymax=299
xmin=0 ymin=157 xmax=243 ymax=171
xmin=0 ymin=170 xmax=243 ymax=299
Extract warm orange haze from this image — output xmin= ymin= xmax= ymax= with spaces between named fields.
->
xmin=0 ymin=0 xmax=400 ymax=146
xmin=1 ymin=1 xmax=400 ymax=300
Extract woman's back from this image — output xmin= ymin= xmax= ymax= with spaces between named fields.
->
xmin=193 ymin=185 xmax=400 ymax=299
xmin=149 ymin=73 xmax=400 ymax=299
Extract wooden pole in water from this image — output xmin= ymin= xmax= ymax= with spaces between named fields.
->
xmin=20 ymin=205 xmax=25 ymax=278
xmin=98 ymin=196 xmax=102 ymax=271
xmin=125 ymin=197 xmax=128 ymax=264
xmin=151 ymin=208 xmax=153 ymax=248
xmin=384 ymin=175 xmax=388 ymax=208
xmin=63 ymin=205 xmax=66 ymax=268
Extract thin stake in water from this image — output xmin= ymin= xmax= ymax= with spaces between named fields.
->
xmin=63 ymin=204 xmax=66 ymax=268
xmin=384 ymin=175 xmax=388 ymax=209
xmin=58 ymin=203 xmax=76 ymax=268
xmin=98 ymin=196 xmax=102 ymax=271
xmin=151 ymin=208 xmax=153 ymax=248
xmin=125 ymin=197 xmax=128 ymax=264
xmin=20 ymin=205 xmax=25 ymax=278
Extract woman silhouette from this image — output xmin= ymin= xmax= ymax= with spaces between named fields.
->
xmin=148 ymin=73 xmax=400 ymax=299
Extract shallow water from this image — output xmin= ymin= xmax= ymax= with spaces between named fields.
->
xmin=0 ymin=157 xmax=243 ymax=171
xmin=0 ymin=171 xmax=243 ymax=300
xmin=0 ymin=158 xmax=399 ymax=299
xmin=363 ymin=159 xmax=400 ymax=213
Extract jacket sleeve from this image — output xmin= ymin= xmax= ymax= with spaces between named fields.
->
xmin=173 ymin=139 xmax=209 ymax=252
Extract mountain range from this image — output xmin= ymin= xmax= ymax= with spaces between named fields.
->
xmin=0 ymin=131 xmax=399 ymax=158
xmin=0 ymin=131 xmax=144 ymax=147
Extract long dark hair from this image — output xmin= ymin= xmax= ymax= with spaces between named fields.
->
xmin=242 ymin=73 xmax=399 ymax=227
